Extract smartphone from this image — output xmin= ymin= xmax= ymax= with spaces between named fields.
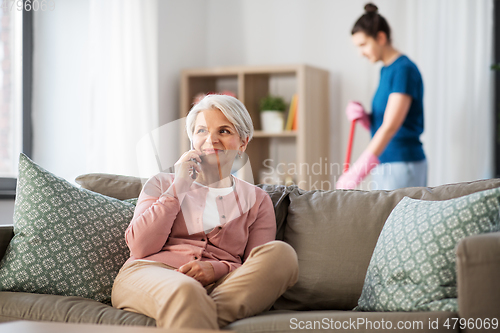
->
xmin=190 ymin=158 xmax=198 ymax=179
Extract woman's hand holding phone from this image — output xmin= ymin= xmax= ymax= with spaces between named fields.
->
xmin=172 ymin=150 xmax=202 ymax=194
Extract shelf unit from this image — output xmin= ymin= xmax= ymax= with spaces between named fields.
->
xmin=180 ymin=64 xmax=330 ymax=190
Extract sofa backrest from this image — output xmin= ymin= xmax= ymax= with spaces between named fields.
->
xmin=269 ymin=179 xmax=500 ymax=311
xmin=74 ymin=174 xmax=500 ymax=311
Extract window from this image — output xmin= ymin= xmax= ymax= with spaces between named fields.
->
xmin=0 ymin=3 xmax=32 ymax=198
xmin=495 ymin=0 xmax=500 ymax=177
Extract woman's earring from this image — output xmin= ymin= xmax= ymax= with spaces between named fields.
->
xmin=238 ymin=152 xmax=242 ymax=159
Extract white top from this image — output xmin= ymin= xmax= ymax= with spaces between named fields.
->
xmin=194 ymin=181 xmax=235 ymax=233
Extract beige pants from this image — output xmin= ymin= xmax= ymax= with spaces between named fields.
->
xmin=111 ymin=241 xmax=299 ymax=330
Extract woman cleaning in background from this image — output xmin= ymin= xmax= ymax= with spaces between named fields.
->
xmin=336 ymin=3 xmax=427 ymax=190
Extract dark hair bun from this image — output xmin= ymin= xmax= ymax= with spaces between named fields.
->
xmin=364 ymin=3 xmax=378 ymax=14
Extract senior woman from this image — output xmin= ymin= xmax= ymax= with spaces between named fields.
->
xmin=111 ymin=94 xmax=299 ymax=330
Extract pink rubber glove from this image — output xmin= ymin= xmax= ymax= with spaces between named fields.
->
xmin=345 ymin=101 xmax=370 ymax=131
xmin=336 ymin=150 xmax=380 ymax=189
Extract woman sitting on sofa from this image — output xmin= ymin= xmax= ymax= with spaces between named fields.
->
xmin=111 ymin=94 xmax=299 ymax=330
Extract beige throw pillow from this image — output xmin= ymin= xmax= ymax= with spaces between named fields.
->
xmin=75 ymin=173 xmax=146 ymax=200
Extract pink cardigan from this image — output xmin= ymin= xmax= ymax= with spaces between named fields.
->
xmin=124 ymin=173 xmax=276 ymax=280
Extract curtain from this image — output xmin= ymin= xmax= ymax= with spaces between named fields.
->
xmin=85 ymin=0 xmax=159 ymax=177
xmin=403 ymin=0 xmax=494 ymax=186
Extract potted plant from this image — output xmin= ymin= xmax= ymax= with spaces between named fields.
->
xmin=259 ymin=95 xmax=286 ymax=132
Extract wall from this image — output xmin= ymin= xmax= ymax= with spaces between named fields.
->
xmin=157 ymin=0 xmax=413 ymax=188
xmin=27 ymin=0 xmax=400 ymax=184
xmin=27 ymin=0 xmax=495 ymax=186
xmin=0 ymin=0 xmax=493 ymax=224
xmin=157 ymin=0 xmax=209 ymax=163
xmin=157 ymin=0 xmax=493 ymax=188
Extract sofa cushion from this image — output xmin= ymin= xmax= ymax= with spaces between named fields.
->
xmin=456 ymin=231 xmax=500 ymax=328
xmin=226 ymin=309 xmax=458 ymax=333
xmin=272 ymin=179 xmax=500 ymax=311
xmin=75 ymin=173 xmax=146 ymax=200
xmin=0 ymin=154 xmax=136 ymax=303
xmin=0 ymin=291 xmax=155 ymax=326
xmin=357 ymin=188 xmax=500 ymax=312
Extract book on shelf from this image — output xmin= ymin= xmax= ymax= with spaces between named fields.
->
xmin=285 ymin=94 xmax=298 ymax=131
xmin=292 ymin=101 xmax=298 ymax=131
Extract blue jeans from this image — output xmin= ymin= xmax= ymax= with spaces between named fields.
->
xmin=370 ymin=159 xmax=427 ymax=190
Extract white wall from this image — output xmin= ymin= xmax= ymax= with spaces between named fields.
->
xmin=158 ymin=0 xmax=494 ymax=188
xmin=157 ymin=0 xmax=209 ymax=162
xmin=224 ymin=0 xmax=385 ymax=186
xmin=157 ymin=0 xmax=417 ymax=188
xmin=28 ymin=0 xmax=495 ymax=187
xmin=27 ymin=0 xmax=410 ymax=186
xmin=1 ymin=0 xmax=493 ymax=224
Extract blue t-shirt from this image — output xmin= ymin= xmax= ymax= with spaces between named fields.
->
xmin=371 ymin=55 xmax=426 ymax=163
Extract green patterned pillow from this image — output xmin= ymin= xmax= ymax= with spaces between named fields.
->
xmin=357 ymin=188 xmax=500 ymax=312
xmin=0 ymin=154 xmax=136 ymax=304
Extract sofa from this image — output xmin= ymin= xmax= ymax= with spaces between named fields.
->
xmin=0 ymin=169 xmax=499 ymax=333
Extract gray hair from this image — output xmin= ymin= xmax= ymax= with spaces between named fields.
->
xmin=186 ymin=94 xmax=254 ymax=143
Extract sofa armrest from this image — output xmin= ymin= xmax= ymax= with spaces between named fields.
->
xmin=0 ymin=225 xmax=14 ymax=261
xmin=456 ymin=231 xmax=500 ymax=332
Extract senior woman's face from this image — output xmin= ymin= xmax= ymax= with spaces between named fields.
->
xmin=192 ymin=108 xmax=246 ymax=166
